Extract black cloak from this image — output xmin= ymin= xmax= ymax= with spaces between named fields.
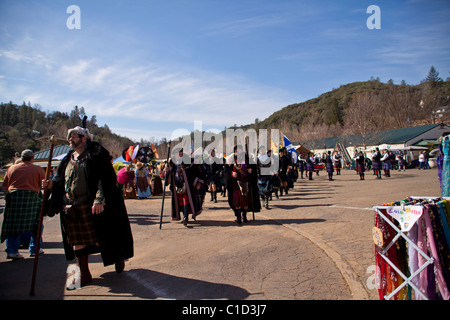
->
xmin=47 ymin=141 xmax=134 ymax=266
xmin=225 ymin=154 xmax=261 ymax=214
xmin=167 ymin=161 xmax=203 ymax=221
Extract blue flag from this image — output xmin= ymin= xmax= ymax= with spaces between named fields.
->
xmin=283 ymin=134 xmax=297 ymax=162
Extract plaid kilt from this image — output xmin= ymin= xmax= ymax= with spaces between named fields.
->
xmin=177 ymin=191 xmax=189 ymax=206
xmin=326 ymin=163 xmax=334 ymax=173
xmin=372 ymin=161 xmax=382 ymax=170
xmin=231 ymin=182 xmax=249 ymax=208
xmin=306 ymin=163 xmax=314 ymax=172
xmin=383 ymin=161 xmax=391 ymax=170
xmin=257 ymin=177 xmax=273 ymax=195
xmin=62 ymin=200 xmax=97 ymax=246
xmin=1 ymin=190 xmax=42 ymax=243
xmin=356 ymin=163 xmax=365 ymax=173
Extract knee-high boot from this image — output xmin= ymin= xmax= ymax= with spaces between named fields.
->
xmin=76 ymin=255 xmax=92 ymax=286
xmin=183 ymin=204 xmax=189 ymax=226
xmin=242 ymin=209 xmax=248 ymax=223
xmin=233 ymin=208 xmax=242 ymax=225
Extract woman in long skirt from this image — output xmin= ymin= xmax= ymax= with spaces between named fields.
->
xmin=135 ymin=162 xmax=151 ymax=198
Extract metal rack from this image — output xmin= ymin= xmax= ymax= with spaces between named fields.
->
xmin=372 ymin=196 xmax=448 ymax=300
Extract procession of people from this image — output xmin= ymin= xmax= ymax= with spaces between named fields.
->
xmin=0 ymin=119 xmax=435 ymax=292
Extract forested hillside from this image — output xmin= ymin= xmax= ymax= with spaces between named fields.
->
xmin=1 ymin=67 xmax=448 ymax=164
xmin=248 ymin=67 xmax=449 ymax=143
xmin=0 ymin=104 xmax=134 ymax=164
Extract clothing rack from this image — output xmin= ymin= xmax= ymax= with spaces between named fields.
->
xmin=373 ymin=196 xmax=450 ymax=300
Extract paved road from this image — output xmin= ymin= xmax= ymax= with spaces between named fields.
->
xmin=0 ymin=167 xmax=441 ymax=301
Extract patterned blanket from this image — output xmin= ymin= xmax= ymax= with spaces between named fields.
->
xmin=1 ymin=190 xmax=42 ymax=243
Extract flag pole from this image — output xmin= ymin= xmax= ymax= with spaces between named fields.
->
xmin=30 ymin=135 xmax=56 ymax=296
xmin=159 ymin=142 xmax=171 ymax=229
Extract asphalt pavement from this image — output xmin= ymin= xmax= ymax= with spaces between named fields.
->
xmin=0 ymin=167 xmax=442 ymax=301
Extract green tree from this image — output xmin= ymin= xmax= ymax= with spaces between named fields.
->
xmin=327 ymin=99 xmax=343 ymax=126
xmin=425 ymin=66 xmax=443 ymax=87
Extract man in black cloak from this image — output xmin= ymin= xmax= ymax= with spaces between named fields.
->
xmin=166 ymin=149 xmax=203 ymax=226
xmin=42 ymin=122 xmax=133 ymax=289
xmin=225 ymin=145 xmax=261 ymax=224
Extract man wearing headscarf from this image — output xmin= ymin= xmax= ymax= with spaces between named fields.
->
xmin=42 ymin=124 xmax=133 ymax=289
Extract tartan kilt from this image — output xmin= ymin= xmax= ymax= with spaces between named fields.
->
xmin=383 ymin=161 xmax=391 ymax=170
xmin=62 ymin=201 xmax=98 ymax=246
xmin=1 ymin=190 xmax=42 ymax=243
xmin=177 ymin=191 xmax=189 ymax=206
xmin=326 ymin=163 xmax=334 ymax=173
xmin=334 ymin=162 xmax=341 ymax=169
xmin=306 ymin=163 xmax=314 ymax=172
xmin=231 ymin=182 xmax=249 ymax=208
xmin=356 ymin=163 xmax=365 ymax=173
xmin=372 ymin=161 xmax=382 ymax=170
xmin=257 ymin=177 xmax=273 ymax=195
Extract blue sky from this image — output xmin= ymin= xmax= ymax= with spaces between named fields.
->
xmin=1 ymin=0 xmax=449 ymax=142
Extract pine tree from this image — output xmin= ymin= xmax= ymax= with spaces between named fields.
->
xmin=425 ymin=66 xmax=443 ymax=86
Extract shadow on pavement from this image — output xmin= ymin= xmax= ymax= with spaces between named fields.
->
xmin=67 ymin=268 xmax=251 ymax=300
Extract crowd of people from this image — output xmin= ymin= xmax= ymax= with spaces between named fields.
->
xmin=116 ymin=162 xmax=164 ymax=200
xmin=0 ymin=123 xmax=436 ymax=290
xmin=2 ymin=123 xmax=134 ymax=290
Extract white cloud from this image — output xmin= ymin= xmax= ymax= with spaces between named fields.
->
xmin=46 ymin=57 xmax=292 ymax=128
xmin=0 ymin=49 xmax=52 ymax=70
xmin=204 ymin=14 xmax=286 ymax=36
xmin=1 ymin=50 xmax=292 ymax=134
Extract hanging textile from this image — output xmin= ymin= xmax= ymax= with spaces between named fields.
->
xmin=438 ymin=135 xmax=450 ymax=197
xmin=374 ymin=197 xmax=450 ymax=300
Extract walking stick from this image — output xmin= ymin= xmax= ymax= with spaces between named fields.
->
xmin=245 ymin=143 xmax=256 ymax=221
xmin=30 ymin=135 xmax=56 ymax=296
xmin=159 ymin=143 xmax=171 ymax=229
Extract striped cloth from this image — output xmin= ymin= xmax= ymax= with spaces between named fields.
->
xmin=63 ymin=200 xmax=98 ymax=246
xmin=1 ymin=190 xmax=42 ymax=243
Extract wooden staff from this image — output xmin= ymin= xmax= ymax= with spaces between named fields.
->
xmin=159 ymin=143 xmax=171 ymax=229
xmin=245 ymin=142 xmax=256 ymax=221
xmin=30 ymin=135 xmax=56 ymax=296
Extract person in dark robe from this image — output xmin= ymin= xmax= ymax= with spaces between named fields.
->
xmin=225 ymin=145 xmax=261 ymax=224
xmin=257 ymin=146 xmax=275 ymax=209
xmin=42 ymin=124 xmax=133 ymax=289
xmin=166 ymin=149 xmax=202 ymax=226
xmin=356 ymin=151 xmax=366 ymax=180
xmin=397 ymin=153 xmax=406 ymax=171
xmin=149 ymin=166 xmax=163 ymax=196
xmin=298 ymin=154 xmax=306 ymax=179
xmin=206 ymin=149 xmax=221 ymax=203
xmin=372 ymin=147 xmax=382 ymax=179
xmin=278 ymin=148 xmax=292 ymax=196
xmin=381 ymin=149 xmax=391 ymax=177
xmin=333 ymin=151 xmax=342 ymax=175
xmin=325 ymin=151 xmax=334 ymax=181
xmin=306 ymin=152 xmax=314 ymax=180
